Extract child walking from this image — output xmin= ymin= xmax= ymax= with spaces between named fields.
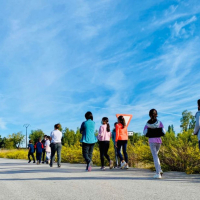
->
xmin=115 ymin=116 xmax=129 ymax=169
xmin=112 ymin=122 xmax=119 ymax=168
xmin=34 ymin=138 xmax=44 ymax=165
xmin=98 ymin=117 xmax=113 ymax=170
xmin=143 ymin=109 xmax=166 ymax=179
xmin=45 ymin=136 xmax=51 ymax=164
xmin=80 ymin=111 xmax=97 ymax=172
xmin=28 ymin=140 xmax=35 ymax=163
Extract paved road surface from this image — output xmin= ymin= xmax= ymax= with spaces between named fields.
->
xmin=0 ymin=158 xmax=200 ymax=200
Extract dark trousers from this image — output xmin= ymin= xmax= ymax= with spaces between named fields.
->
xmin=117 ymin=140 xmax=128 ymax=163
xmin=199 ymin=141 xmax=200 ymax=150
xmin=50 ymin=143 xmax=62 ymax=166
xmin=82 ymin=143 xmax=95 ymax=165
xmin=99 ymin=141 xmax=110 ymax=167
xmin=36 ymin=152 xmax=42 ymax=163
xmin=28 ymin=152 xmax=35 ymax=162
xmin=42 ymin=149 xmax=46 ymax=162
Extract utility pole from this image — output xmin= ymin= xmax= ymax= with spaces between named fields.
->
xmin=23 ymin=124 xmax=30 ymax=148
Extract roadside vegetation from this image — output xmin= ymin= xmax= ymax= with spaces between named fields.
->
xmin=0 ymin=110 xmax=200 ymax=174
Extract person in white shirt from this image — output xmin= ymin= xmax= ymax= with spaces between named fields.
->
xmin=45 ymin=136 xmax=51 ymax=164
xmin=193 ymin=99 xmax=200 ymax=149
xmin=50 ymin=124 xmax=62 ymax=168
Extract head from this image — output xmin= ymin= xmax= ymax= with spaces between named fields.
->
xmin=198 ymin=99 xmax=200 ymax=111
xmin=118 ymin=116 xmax=126 ymax=128
xmin=85 ymin=111 xmax=93 ymax=121
xmin=149 ymin=109 xmax=158 ymax=120
xmin=101 ymin=117 xmax=110 ymax=132
xmin=29 ymin=140 xmax=32 ymax=144
xmin=113 ymin=122 xmax=118 ymax=131
xmin=46 ymin=136 xmax=50 ymax=140
xmin=38 ymin=137 xmax=41 ymax=142
xmin=54 ymin=123 xmax=61 ymax=130
xmin=44 ymin=135 xmax=47 ymax=139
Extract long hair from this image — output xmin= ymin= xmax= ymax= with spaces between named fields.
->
xmin=149 ymin=109 xmax=158 ymax=120
xmin=118 ymin=116 xmax=126 ymax=128
xmin=102 ymin=117 xmax=110 ymax=132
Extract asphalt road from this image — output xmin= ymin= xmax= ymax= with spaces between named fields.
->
xmin=0 ymin=158 xmax=200 ymax=200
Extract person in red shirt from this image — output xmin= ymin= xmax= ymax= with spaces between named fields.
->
xmin=115 ymin=116 xmax=128 ymax=169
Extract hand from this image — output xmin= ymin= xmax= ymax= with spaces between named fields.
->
xmin=115 ymin=142 xmax=118 ymax=148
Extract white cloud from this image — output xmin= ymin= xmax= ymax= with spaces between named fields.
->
xmin=0 ymin=118 xmax=6 ymax=129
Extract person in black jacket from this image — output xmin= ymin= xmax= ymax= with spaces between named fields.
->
xmin=41 ymin=135 xmax=47 ymax=164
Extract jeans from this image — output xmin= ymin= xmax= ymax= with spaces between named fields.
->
xmin=114 ymin=146 xmax=119 ymax=166
xmin=149 ymin=143 xmax=162 ymax=174
xmin=36 ymin=152 xmax=42 ymax=163
xmin=42 ymin=149 xmax=46 ymax=162
xmin=50 ymin=143 xmax=62 ymax=167
xmin=28 ymin=152 xmax=35 ymax=162
xmin=99 ymin=141 xmax=110 ymax=167
xmin=46 ymin=152 xmax=51 ymax=161
xmin=82 ymin=143 xmax=95 ymax=166
xmin=117 ymin=140 xmax=128 ymax=163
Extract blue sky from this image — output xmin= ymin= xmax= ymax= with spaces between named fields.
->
xmin=0 ymin=0 xmax=200 ymax=140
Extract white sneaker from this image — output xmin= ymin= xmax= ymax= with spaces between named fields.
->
xmin=153 ymin=174 xmax=162 ymax=179
xmin=124 ymin=164 xmax=129 ymax=169
xmin=120 ymin=161 xmax=126 ymax=169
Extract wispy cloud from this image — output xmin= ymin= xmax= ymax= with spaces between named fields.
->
xmin=0 ymin=0 xmax=200 ymax=137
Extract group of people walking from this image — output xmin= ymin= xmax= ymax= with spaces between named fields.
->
xmin=28 ymin=124 xmax=62 ymax=167
xmin=80 ymin=109 xmax=164 ymax=178
xmin=28 ymin=99 xmax=200 ymax=179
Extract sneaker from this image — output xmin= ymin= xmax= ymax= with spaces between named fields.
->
xmin=37 ymin=160 xmax=39 ymax=165
xmin=42 ymin=162 xmax=44 ymax=164
xmin=28 ymin=160 xmax=31 ymax=163
xmin=33 ymin=161 xmax=35 ymax=163
xmin=100 ymin=166 xmax=106 ymax=171
xmin=153 ymin=174 xmax=162 ymax=179
xmin=124 ymin=163 xmax=129 ymax=169
xmin=109 ymin=160 xmax=114 ymax=169
xmin=88 ymin=162 xmax=92 ymax=172
xmin=160 ymin=170 xmax=163 ymax=176
xmin=120 ymin=161 xmax=126 ymax=169
xmin=58 ymin=165 xmax=61 ymax=168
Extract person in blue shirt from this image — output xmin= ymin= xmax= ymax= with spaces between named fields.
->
xmin=112 ymin=122 xmax=119 ymax=168
xmin=28 ymin=140 xmax=35 ymax=163
xmin=34 ymin=138 xmax=44 ymax=165
xmin=80 ymin=111 xmax=97 ymax=171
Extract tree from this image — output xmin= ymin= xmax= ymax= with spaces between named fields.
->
xmin=29 ymin=129 xmax=45 ymax=144
xmin=9 ymin=132 xmax=25 ymax=148
xmin=180 ymin=110 xmax=194 ymax=132
xmin=0 ymin=135 xmax=6 ymax=148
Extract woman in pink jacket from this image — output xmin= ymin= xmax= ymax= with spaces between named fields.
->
xmin=98 ymin=117 xmax=113 ymax=170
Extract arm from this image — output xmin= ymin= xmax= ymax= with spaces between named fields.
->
xmin=194 ymin=113 xmax=200 ymax=135
xmin=80 ymin=122 xmax=85 ymax=134
xmin=115 ymin=125 xmax=119 ymax=142
xmin=143 ymin=125 xmax=148 ymax=136
xmin=98 ymin=126 xmax=103 ymax=140
xmin=160 ymin=122 xmax=166 ymax=134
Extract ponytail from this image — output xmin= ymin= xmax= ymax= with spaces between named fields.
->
xmin=102 ymin=117 xmax=110 ymax=132
xmin=118 ymin=116 xmax=126 ymax=128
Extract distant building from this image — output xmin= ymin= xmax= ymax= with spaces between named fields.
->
xmin=128 ymin=131 xmax=134 ymax=136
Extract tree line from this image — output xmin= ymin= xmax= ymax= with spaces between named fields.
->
xmin=0 ymin=110 xmax=196 ymax=149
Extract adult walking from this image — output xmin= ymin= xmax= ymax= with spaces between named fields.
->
xmin=80 ymin=111 xmax=97 ymax=171
xmin=115 ymin=116 xmax=129 ymax=169
xmin=143 ymin=109 xmax=166 ymax=179
xmin=193 ymin=99 xmax=200 ymax=149
xmin=50 ymin=124 xmax=62 ymax=168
